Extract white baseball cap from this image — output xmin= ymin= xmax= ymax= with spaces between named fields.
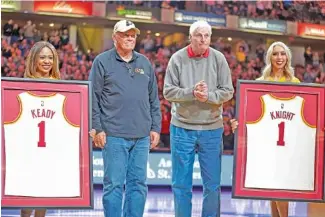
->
xmin=113 ymin=20 xmax=140 ymax=35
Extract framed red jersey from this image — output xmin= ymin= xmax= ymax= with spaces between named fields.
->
xmin=1 ymin=77 xmax=93 ymax=208
xmin=232 ymin=80 xmax=325 ymax=202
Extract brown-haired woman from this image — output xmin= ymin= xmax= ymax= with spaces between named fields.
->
xmin=21 ymin=41 xmax=60 ymax=217
xmin=24 ymin=41 xmax=60 ymax=79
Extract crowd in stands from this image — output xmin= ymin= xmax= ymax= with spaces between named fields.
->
xmin=200 ymin=1 xmax=325 ymax=24
xmin=109 ymin=0 xmax=325 ymax=24
xmin=2 ymin=20 xmax=95 ymax=80
xmin=2 ymin=18 xmax=325 ymax=154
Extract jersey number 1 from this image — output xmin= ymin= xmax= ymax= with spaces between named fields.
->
xmin=38 ymin=121 xmax=46 ymax=147
xmin=277 ymin=121 xmax=285 ymax=146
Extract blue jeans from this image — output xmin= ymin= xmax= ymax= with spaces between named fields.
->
xmin=170 ymin=125 xmax=223 ymax=217
xmin=102 ymin=136 xmax=150 ymax=217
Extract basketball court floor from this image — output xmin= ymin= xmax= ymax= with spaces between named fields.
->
xmin=1 ymin=186 xmax=308 ymax=217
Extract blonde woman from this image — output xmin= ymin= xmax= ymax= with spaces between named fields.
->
xmin=231 ymin=41 xmax=300 ymax=217
xmin=21 ymin=41 xmax=60 ymax=217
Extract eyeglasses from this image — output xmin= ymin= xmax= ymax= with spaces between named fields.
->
xmin=118 ymin=33 xmax=137 ymax=39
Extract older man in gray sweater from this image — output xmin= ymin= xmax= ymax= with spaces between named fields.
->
xmin=163 ymin=20 xmax=234 ymax=217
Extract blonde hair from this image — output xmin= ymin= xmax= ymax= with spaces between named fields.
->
xmin=260 ymin=41 xmax=294 ymax=81
xmin=24 ymin=41 xmax=60 ymax=79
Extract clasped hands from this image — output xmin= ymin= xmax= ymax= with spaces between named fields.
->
xmin=193 ymin=80 xmax=208 ymax=102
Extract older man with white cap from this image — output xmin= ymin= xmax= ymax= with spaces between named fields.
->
xmin=89 ymin=20 xmax=161 ymax=217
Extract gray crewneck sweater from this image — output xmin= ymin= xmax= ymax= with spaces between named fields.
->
xmin=163 ymin=46 xmax=234 ymax=130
